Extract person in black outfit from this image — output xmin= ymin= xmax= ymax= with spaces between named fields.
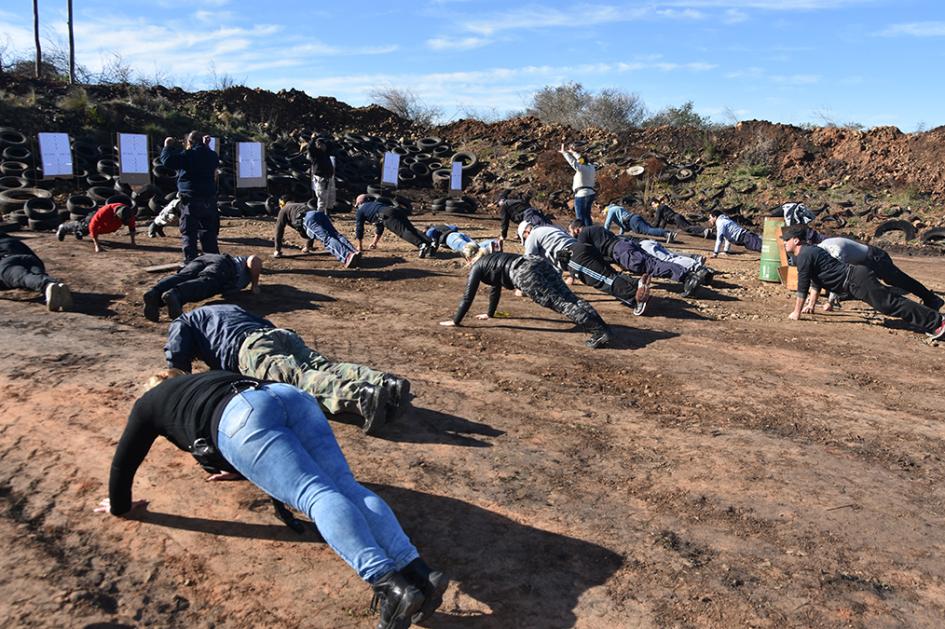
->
xmin=494 ymin=190 xmax=553 ymax=241
xmin=143 ymin=253 xmax=262 ymax=322
xmin=161 ymin=131 xmax=221 ymax=262
xmin=438 ymin=252 xmax=612 ymax=348
xmin=782 ymin=224 xmax=945 ymax=340
xmin=95 ymin=370 xmax=447 ymax=629
xmin=649 ymin=198 xmax=708 ymax=237
xmin=353 ymin=195 xmax=434 ymax=258
xmin=0 ymin=234 xmax=73 ymax=311
xmin=307 ymin=135 xmax=336 ymax=212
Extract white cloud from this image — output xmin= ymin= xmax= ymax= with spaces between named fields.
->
xmin=880 ymin=22 xmax=945 ymax=37
xmin=462 ymin=5 xmax=649 ymax=36
xmin=426 ymin=36 xmax=492 ymax=51
xmin=723 ymin=9 xmax=749 ymax=23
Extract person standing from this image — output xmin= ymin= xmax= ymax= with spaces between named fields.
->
xmin=308 ymin=135 xmax=336 ymax=212
xmin=560 ymin=144 xmax=596 ymax=227
xmin=782 ymin=224 xmax=945 ymax=340
xmin=161 ymin=131 xmax=220 ymax=262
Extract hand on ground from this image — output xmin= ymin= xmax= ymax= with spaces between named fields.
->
xmin=206 ymin=471 xmax=243 ymax=482
xmin=475 ymin=314 xmax=491 ymax=320
xmin=439 ymin=320 xmax=456 ymax=326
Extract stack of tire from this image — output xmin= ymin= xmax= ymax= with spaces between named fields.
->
xmin=428 ymin=196 xmax=478 ymax=214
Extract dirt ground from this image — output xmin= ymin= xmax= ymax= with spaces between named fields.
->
xmin=1 ymin=211 xmax=943 ymax=629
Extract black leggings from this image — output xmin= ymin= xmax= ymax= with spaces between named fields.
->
xmin=568 ymin=243 xmax=638 ymax=304
xmin=866 ymin=247 xmax=936 ymax=305
xmin=380 ymin=208 xmax=431 ymax=248
xmin=147 ymin=255 xmax=236 ymax=305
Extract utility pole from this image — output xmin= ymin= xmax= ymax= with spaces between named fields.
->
xmin=67 ymin=0 xmax=76 ymax=83
xmin=33 ymin=0 xmax=42 ymax=78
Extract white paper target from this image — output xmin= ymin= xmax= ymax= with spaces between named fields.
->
xmin=450 ymin=161 xmax=463 ymax=191
xmin=207 ymin=137 xmax=219 ymax=153
xmin=237 ymin=142 xmax=266 ymax=188
xmin=381 ymin=152 xmax=400 ymax=186
xmin=38 ymin=132 xmax=73 ymax=178
xmin=118 ymin=133 xmax=149 ymax=174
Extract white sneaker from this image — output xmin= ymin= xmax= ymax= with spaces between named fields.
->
xmin=45 ymin=282 xmax=70 ymax=311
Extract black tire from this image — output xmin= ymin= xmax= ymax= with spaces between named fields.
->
xmin=0 ymin=187 xmax=53 ymax=213
xmin=218 ymin=205 xmax=241 ymax=218
xmin=69 ymin=212 xmax=88 ymax=221
xmin=0 ymin=220 xmax=20 ymax=233
xmin=0 ymin=161 xmax=28 ymax=177
xmin=409 ymin=162 xmax=430 ymax=177
xmin=0 ymin=128 xmax=27 ymax=147
xmin=874 ymin=219 xmax=916 ymax=241
xmin=24 ymin=197 xmax=57 ymax=220
xmin=87 ymin=186 xmax=114 ymax=203
xmin=86 ymin=173 xmax=111 ymax=187
xmin=97 ymin=159 xmax=120 ymax=176
xmin=674 ymin=189 xmax=695 ymax=200
xmin=920 ymin=227 xmax=945 ymax=244
xmin=2 ymin=146 xmax=30 ymax=161
xmin=450 ymin=152 xmax=478 ymax=171
xmin=10 ymin=209 xmax=29 ymax=226
xmin=27 ymin=218 xmax=59 ymax=231
xmin=107 ymin=194 xmax=133 ymax=207
xmin=0 ymin=176 xmax=25 ymax=191
xmin=418 ymin=137 xmax=443 ymax=150
xmin=431 ymin=169 xmax=451 ymax=182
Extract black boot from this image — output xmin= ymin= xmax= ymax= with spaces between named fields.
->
xmin=143 ymin=290 xmax=161 ymax=322
xmin=586 ymin=325 xmax=611 ymax=349
xmin=400 ymin=558 xmax=449 ymax=624
xmin=161 ymin=289 xmax=183 ymax=320
xmin=359 ymin=384 xmax=390 ymax=436
xmin=370 ymin=571 xmax=424 ymax=629
xmin=382 ymin=375 xmax=411 ymax=422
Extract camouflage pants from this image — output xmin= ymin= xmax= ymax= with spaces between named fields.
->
xmin=510 ymin=255 xmax=608 ymax=333
xmin=237 ymin=328 xmax=386 ymax=415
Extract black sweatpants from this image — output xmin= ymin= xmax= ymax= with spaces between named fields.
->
xmin=847 ymin=265 xmax=941 ymax=332
xmin=59 ymin=215 xmax=92 ymax=237
xmin=654 ymin=205 xmax=704 ymax=236
xmin=866 ymin=246 xmax=937 ymax=305
xmin=568 ymin=243 xmax=638 ymax=305
xmin=379 ymin=207 xmax=431 ymax=248
xmin=147 ymin=254 xmax=236 ymax=305
xmin=0 ymin=254 xmax=53 ymax=293
xmin=509 ymin=255 xmax=608 ymax=333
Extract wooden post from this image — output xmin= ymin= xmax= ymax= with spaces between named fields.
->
xmin=67 ymin=0 xmax=76 ymax=84
xmin=33 ymin=0 xmax=42 ymax=79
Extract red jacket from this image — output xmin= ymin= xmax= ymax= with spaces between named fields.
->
xmin=89 ymin=203 xmax=135 ymax=238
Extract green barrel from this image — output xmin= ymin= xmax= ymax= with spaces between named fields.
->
xmin=759 ymin=217 xmax=785 ymax=282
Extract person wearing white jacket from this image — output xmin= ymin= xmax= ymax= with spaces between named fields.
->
xmin=560 ymin=144 xmax=596 ymax=227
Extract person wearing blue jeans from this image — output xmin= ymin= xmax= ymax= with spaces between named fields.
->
xmin=303 ymin=209 xmax=360 ymax=268
xmin=603 ymin=203 xmax=676 ymax=242
xmin=97 ymin=370 xmax=447 ymax=629
xmin=560 ymin=144 xmax=596 ymax=226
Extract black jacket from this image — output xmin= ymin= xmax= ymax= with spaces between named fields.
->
xmin=160 ymin=144 xmax=219 ymax=199
xmin=453 ymin=253 xmax=522 ymax=323
xmin=107 ymin=372 xmax=254 ymax=515
xmin=308 ymin=144 xmax=334 ymax=178
xmin=795 ymin=244 xmax=849 ymax=298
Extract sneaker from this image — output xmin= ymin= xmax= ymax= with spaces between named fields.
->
xmin=344 ymin=251 xmax=362 ymax=268
xmin=360 ymin=385 xmax=390 ymax=436
xmin=45 ymin=282 xmax=67 ymax=311
xmin=370 ymin=571 xmax=424 ymax=629
xmin=148 ymin=222 xmax=165 ymax=238
xmin=161 ymin=290 xmax=183 ymax=320
xmin=143 ymin=291 xmax=161 ymax=322
xmin=55 ymin=283 xmax=73 ymax=311
xmin=929 ymin=317 xmax=945 ymax=342
xmin=56 ymin=224 xmax=67 ymax=242
xmin=702 ymin=228 xmax=711 ymax=239
xmin=665 ymin=231 xmax=678 ymax=244
xmin=681 ymin=271 xmax=700 ymax=298
xmin=586 ymin=327 xmax=611 ymax=349
xmin=924 ymin=294 xmax=944 ymax=312
xmin=418 ymin=243 xmax=430 ymax=259
xmin=633 ymin=274 xmax=652 ymax=316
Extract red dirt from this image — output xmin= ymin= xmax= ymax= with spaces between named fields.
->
xmin=1 ymin=211 xmax=944 ymax=627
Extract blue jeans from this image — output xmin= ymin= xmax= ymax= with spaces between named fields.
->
xmin=304 ymin=211 xmax=356 ymax=263
xmin=216 ymin=383 xmax=419 ymax=582
xmin=627 ymin=215 xmax=667 ymax=238
xmin=574 ymin=193 xmax=595 ymax=227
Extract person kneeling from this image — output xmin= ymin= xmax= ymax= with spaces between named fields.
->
xmin=95 ymin=370 xmax=447 ymax=629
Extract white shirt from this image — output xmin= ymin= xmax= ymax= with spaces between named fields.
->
xmin=562 ymin=151 xmax=596 ymax=197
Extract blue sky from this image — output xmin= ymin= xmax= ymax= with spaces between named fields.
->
xmin=3 ymin=1 xmax=945 ymax=130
